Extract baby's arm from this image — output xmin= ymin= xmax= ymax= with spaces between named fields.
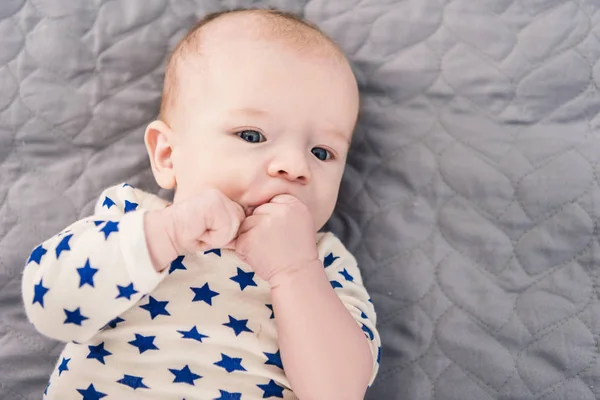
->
xmin=21 ymin=184 xmax=172 ymax=344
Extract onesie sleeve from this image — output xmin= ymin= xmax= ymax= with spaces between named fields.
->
xmin=317 ymin=232 xmax=381 ymax=386
xmin=21 ymin=183 xmax=170 ymax=344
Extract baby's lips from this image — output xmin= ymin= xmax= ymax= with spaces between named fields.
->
xmin=244 ymin=206 xmax=255 ymax=217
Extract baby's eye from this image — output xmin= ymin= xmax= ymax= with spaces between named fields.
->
xmin=312 ymin=147 xmax=333 ymax=161
xmin=237 ymin=130 xmax=265 ymax=143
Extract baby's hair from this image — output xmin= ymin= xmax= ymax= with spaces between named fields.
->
xmin=160 ymin=8 xmax=344 ymax=124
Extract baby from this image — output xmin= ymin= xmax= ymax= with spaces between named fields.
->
xmin=22 ymin=8 xmax=380 ymax=400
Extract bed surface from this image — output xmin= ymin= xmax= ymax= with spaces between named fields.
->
xmin=2 ymin=0 xmax=600 ymax=399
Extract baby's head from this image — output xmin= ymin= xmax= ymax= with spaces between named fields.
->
xmin=145 ymin=9 xmax=359 ymax=231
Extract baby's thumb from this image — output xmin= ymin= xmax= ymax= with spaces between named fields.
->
xmin=269 ymin=194 xmax=299 ymax=204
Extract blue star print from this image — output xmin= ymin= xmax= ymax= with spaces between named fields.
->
xmin=169 ymin=365 xmax=202 ymax=385
xmin=93 ymin=220 xmax=105 ymax=227
xmin=116 ymin=283 xmax=138 ymax=300
xmin=377 ymin=346 xmax=381 ymax=364
xmin=264 ymin=350 xmax=283 ymax=369
xmin=190 ymin=283 xmax=219 ymax=305
xmin=266 ymin=304 xmax=275 ymax=319
xmin=122 ymin=183 xmax=134 ymax=188
xmin=99 ymin=221 xmax=119 ymax=240
xmin=169 ymin=256 xmax=187 ymax=274
xmin=128 ymin=333 xmax=159 ymax=354
xmin=87 ymin=342 xmax=112 ymax=364
xmin=55 ymin=233 xmax=73 ymax=258
xmin=117 ymin=374 xmax=149 ymax=390
xmin=215 ymin=390 xmax=242 ymax=400
xmin=330 ymin=280 xmax=343 ymax=289
xmin=32 ymin=279 xmax=49 ymax=307
xmin=64 ymin=307 xmax=88 ymax=325
xmin=58 ymin=357 xmax=70 ymax=376
xmin=44 ymin=382 xmax=50 ymax=395
xmin=257 ymin=379 xmax=285 ymax=398
xmin=77 ymin=259 xmax=98 ymax=288
xmin=140 ymin=296 xmax=170 ymax=319
xmin=102 ymin=196 xmax=115 ymax=209
xmin=361 ymin=323 xmax=374 ymax=340
xmin=204 ymin=248 xmax=221 ymax=257
xmin=323 ymin=252 xmax=339 ymax=267
xmin=223 ymin=315 xmax=253 ymax=336
xmin=27 ymin=244 xmax=47 ymax=265
xmin=104 ymin=316 xmax=125 ymax=329
xmin=177 ymin=326 xmax=209 ymax=343
xmin=339 ymin=268 xmax=354 ymax=282
xmin=124 ymin=200 xmax=138 ymax=213
xmin=230 ymin=267 xmax=257 ymax=291
xmin=214 ymin=353 xmax=247 ymax=373
xmin=77 ymin=383 xmax=107 ymax=400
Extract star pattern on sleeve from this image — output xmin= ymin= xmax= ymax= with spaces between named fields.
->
xmin=168 ymin=256 xmax=187 ymax=274
xmin=64 ymin=307 xmax=89 ymax=326
xmin=339 ymin=268 xmax=354 ymax=282
xmin=330 ymin=280 xmax=343 ymax=289
xmin=117 ymin=374 xmax=150 ymax=390
xmin=55 ymin=234 xmax=73 ymax=258
xmin=214 ymin=353 xmax=247 ymax=373
xmin=128 ymin=333 xmax=159 ymax=354
xmin=77 ymin=259 xmax=99 ymax=288
xmin=230 ymin=267 xmax=257 ymax=291
xmin=257 ymin=379 xmax=285 ymax=398
xmin=140 ymin=296 xmax=171 ymax=319
xmin=33 ymin=279 xmax=49 ymax=307
xmin=323 ymin=252 xmax=339 ymax=268
xmin=122 ymin=183 xmax=134 ymax=188
xmin=57 ymin=357 xmax=70 ymax=376
xmin=263 ymin=350 xmax=283 ymax=370
xmin=177 ymin=326 xmax=209 ymax=343
xmin=103 ymin=316 xmax=125 ymax=330
xmin=377 ymin=346 xmax=381 ymax=364
xmin=361 ymin=323 xmax=375 ymax=340
xmin=102 ymin=196 xmax=115 ymax=209
xmin=99 ymin=221 xmax=119 ymax=240
xmin=76 ymin=383 xmax=107 ymax=400
xmin=204 ymin=249 xmax=222 ymax=257
xmin=27 ymin=244 xmax=47 ymax=265
xmin=124 ymin=200 xmax=138 ymax=213
xmin=265 ymin=304 xmax=275 ymax=319
xmin=93 ymin=220 xmax=105 ymax=227
xmin=169 ymin=365 xmax=202 ymax=385
xmin=116 ymin=283 xmax=138 ymax=300
xmin=214 ymin=390 xmax=242 ymax=400
xmin=223 ymin=315 xmax=253 ymax=336
xmin=190 ymin=283 xmax=219 ymax=305
xmin=87 ymin=342 xmax=112 ymax=364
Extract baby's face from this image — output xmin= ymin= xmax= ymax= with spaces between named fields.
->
xmin=168 ymin=37 xmax=359 ymax=231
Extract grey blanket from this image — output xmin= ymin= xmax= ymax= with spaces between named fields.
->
xmin=2 ymin=0 xmax=600 ymax=399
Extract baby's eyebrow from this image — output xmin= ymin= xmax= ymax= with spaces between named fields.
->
xmin=229 ymin=107 xmax=269 ymax=117
xmin=322 ymin=128 xmax=351 ymax=146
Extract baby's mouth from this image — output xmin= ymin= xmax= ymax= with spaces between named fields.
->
xmin=244 ymin=206 xmax=256 ymax=217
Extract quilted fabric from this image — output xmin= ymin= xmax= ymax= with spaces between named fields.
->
xmin=2 ymin=0 xmax=600 ymax=399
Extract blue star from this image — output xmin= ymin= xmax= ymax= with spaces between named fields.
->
xmin=177 ymin=326 xmax=209 ymax=343
xmin=87 ymin=342 xmax=112 ymax=365
xmin=64 ymin=307 xmax=88 ymax=326
xmin=368 ymin=297 xmax=373 ymax=303
xmin=169 ymin=365 xmax=202 ymax=385
xmin=264 ymin=350 xmax=283 ymax=369
xmin=76 ymin=259 xmax=99 ymax=288
xmin=32 ymin=279 xmax=49 ymax=308
xmin=204 ymin=248 xmax=221 ymax=257
xmin=214 ymin=353 xmax=247 ymax=373
xmin=324 ymin=252 xmax=339 ymax=268
xmin=27 ymin=244 xmax=47 ymax=265
xmin=44 ymin=382 xmax=50 ymax=395
xmin=77 ymin=383 xmax=107 ymax=400
xmin=55 ymin=234 xmax=73 ymax=258
xmin=117 ymin=374 xmax=149 ymax=390
xmin=140 ymin=296 xmax=170 ymax=319
xmin=339 ymin=268 xmax=354 ymax=282
xmin=223 ymin=315 xmax=253 ymax=336
xmin=214 ymin=389 xmax=242 ymax=400
xmin=123 ymin=183 xmax=134 ymax=188
xmin=99 ymin=221 xmax=119 ymax=240
xmin=58 ymin=357 xmax=70 ymax=376
xmin=128 ymin=333 xmax=159 ymax=354
xmin=361 ymin=324 xmax=374 ymax=340
xmin=377 ymin=346 xmax=381 ymax=364
xmin=257 ymin=379 xmax=284 ymax=398
xmin=265 ymin=304 xmax=275 ymax=319
xmin=360 ymin=309 xmax=368 ymax=319
xmin=116 ymin=283 xmax=138 ymax=300
xmin=230 ymin=267 xmax=257 ymax=291
xmin=330 ymin=280 xmax=343 ymax=289
xmin=102 ymin=196 xmax=115 ymax=209
xmin=93 ymin=220 xmax=105 ymax=227
xmin=168 ymin=256 xmax=187 ymax=274
xmin=190 ymin=283 xmax=219 ymax=305
xmin=124 ymin=200 xmax=138 ymax=213
xmin=103 ymin=316 xmax=125 ymax=329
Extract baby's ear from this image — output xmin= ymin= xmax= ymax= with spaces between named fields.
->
xmin=144 ymin=120 xmax=176 ymax=190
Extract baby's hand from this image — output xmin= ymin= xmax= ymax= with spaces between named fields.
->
xmin=233 ymin=194 xmax=319 ymax=285
xmin=162 ymin=188 xmax=245 ymax=255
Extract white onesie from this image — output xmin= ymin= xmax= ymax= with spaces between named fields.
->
xmin=22 ymin=183 xmax=381 ymax=400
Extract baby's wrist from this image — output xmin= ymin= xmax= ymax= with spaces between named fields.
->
xmin=268 ymin=258 xmax=323 ymax=289
xmin=144 ymin=208 xmax=179 ymax=272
